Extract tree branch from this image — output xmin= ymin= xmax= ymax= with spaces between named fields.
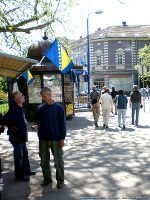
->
xmin=0 ymin=19 xmax=55 ymax=33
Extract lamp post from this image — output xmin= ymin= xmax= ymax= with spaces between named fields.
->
xmin=87 ymin=10 xmax=103 ymax=102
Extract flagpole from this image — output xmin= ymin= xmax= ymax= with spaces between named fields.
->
xmin=39 ymin=55 xmax=45 ymax=65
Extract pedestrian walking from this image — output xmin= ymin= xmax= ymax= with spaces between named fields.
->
xmin=101 ymin=87 xmax=113 ymax=129
xmin=90 ymin=85 xmax=101 ymax=127
xmin=130 ymin=85 xmax=142 ymax=126
xmin=115 ymin=90 xmax=128 ymax=129
xmin=0 ymin=91 xmax=36 ymax=182
xmin=145 ymin=85 xmax=149 ymax=99
xmin=36 ymin=87 xmax=66 ymax=189
xmin=110 ymin=87 xmax=118 ymax=114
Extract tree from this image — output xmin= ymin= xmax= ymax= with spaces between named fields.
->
xmin=0 ymin=77 xmax=7 ymax=100
xmin=138 ymin=44 xmax=150 ymax=82
xmin=0 ymin=0 xmax=74 ymax=55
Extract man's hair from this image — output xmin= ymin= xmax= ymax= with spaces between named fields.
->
xmin=118 ymin=90 xmax=124 ymax=95
xmin=40 ymin=87 xmax=52 ymax=95
xmin=133 ymin=85 xmax=138 ymax=91
xmin=105 ymin=88 xmax=109 ymax=93
xmin=11 ymin=91 xmax=20 ymax=100
xmin=92 ymin=85 xmax=96 ymax=89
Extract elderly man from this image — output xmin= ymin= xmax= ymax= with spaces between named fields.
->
xmin=101 ymin=87 xmax=113 ymax=129
xmin=36 ymin=87 xmax=66 ymax=189
xmin=1 ymin=91 xmax=35 ymax=181
xmin=90 ymin=85 xmax=101 ymax=127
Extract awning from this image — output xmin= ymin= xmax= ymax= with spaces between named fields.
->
xmin=0 ymin=52 xmax=38 ymax=78
xmin=70 ymin=69 xmax=88 ymax=82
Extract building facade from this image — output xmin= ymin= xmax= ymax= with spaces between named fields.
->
xmin=70 ymin=23 xmax=150 ymax=93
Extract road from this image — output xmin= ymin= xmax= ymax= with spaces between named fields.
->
xmin=1 ymin=99 xmax=150 ymax=200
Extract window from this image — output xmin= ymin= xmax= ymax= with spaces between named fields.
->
xmin=95 ymin=50 xmax=103 ymax=66
xmin=116 ymin=48 xmax=125 ymax=65
xmin=117 ymin=54 xmax=123 ymax=65
xmin=97 ymin=55 xmax=102 ymax=65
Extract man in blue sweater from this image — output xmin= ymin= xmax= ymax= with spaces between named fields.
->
xmin=37 ymin=87 xmax=66 ymax=189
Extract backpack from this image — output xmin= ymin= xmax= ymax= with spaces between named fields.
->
xmin=130 ymin=91 xmax=141 ymax=103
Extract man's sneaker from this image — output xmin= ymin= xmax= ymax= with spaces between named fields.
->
xmin=41 ymin=179 xmax=52 ymax=186
xmin=25 ymin=171 xmax=36 ymax=176
xmin=103 ymin=124 xmax=106 ymax=128
xmin=95 ymin=122 xmax=98 ymax=127
xmin=56 ymin=181 xmax=64 ymax=189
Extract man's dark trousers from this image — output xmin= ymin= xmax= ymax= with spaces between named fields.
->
xmin=13 ymin=143 xmax=31 ymax=178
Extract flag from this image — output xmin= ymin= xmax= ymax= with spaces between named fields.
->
xmin=22 ymin=70 xmax=33 ymax=85
xmin=12 ymin=81 xmax=19 ymax=92
xmin=44 ymin=39 xmax=74 ymax=74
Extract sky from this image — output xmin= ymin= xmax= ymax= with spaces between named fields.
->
xmin=52 ymin=0 xmax=150 ymax=40
xmin=1 ymin=0 xmax=150 ymax=53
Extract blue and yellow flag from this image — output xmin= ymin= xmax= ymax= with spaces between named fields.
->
xmin=22 ymin=70 xmax=33 ymax=85
xmin=45 ymin=39 xmax=74 ymax=74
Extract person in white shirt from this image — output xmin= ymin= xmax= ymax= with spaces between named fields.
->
xmin=101 ymin=88 xmax=113 ymax=129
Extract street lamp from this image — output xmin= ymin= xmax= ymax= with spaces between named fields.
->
xmin=87 ymin=10 xmax=103 ymax=102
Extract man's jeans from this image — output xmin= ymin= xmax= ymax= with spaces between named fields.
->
xmin=39 ymin=140 xmax=64 ymax=182
xmin=118 ymin=109 xmax=127 ymax=126
xmin=132 ymin=103 xmax=140 ymax=125
xmin=13 ymin=143 xmax=31 ymax=178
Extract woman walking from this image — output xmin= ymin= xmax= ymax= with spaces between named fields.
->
xmin=116 ymin=90 xmax=128 ymax=129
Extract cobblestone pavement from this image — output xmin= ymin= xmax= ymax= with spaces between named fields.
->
xmin=1 ymin=99 xmax=150 ymax=200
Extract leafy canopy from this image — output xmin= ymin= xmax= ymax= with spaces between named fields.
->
xmin=138 ymin=44 xmax=150 ymax=81
xmin=0 ymin=0 xmax=74 ymax=55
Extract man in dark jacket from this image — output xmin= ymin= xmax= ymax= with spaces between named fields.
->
xmin=116 ymin=90 xmax=128 ymax=129
xmin=110 ymin=87 xmax=118 ymax=114
xmin=130 ymin=85 xmax=142 ymax=126
xmin=36 ymin=87 xmax=66 ymax=189
xmin=1 ymin=91 xmax=35 ymax=181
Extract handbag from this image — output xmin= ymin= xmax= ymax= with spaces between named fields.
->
xmin=92 ymin=99 xmax=97 ymax=104
xmin=140 ymin=104 xmax=143 ymax=109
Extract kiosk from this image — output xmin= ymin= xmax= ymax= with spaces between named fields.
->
xmin=19 ymin=36 xmax=75 ymax=121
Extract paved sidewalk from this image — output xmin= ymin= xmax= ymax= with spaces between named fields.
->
xmin=1 ymin=99 xmax=150 ymax=200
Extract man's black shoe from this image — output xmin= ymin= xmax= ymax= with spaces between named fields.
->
xmin=16 ymin=176 xmax=29 ymax=182
xmin=56 ymin=181 xmax=64 ymax=189
xmin=94 ymin=122 xmax=98 ymax=127
xmin=103 ymin=124 xmax=106 ymax=128
xmin=41 ymin=179 xmax=52 ymax=186
xmin=25 ymin=171 xmax=36 ymax=176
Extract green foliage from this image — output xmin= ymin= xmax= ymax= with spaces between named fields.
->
xmin=139 ymin=44 xmax=150 ymax=66
xmin=0 ymin=77 xmax=7 ymax=93
xmin=138 ymin=44 xmax=150 ymax=81
xmin=0 ymin=103 xmax=9 ymax=115
xmin=0 ymin=0 xmax=74 ymax=55
xmin=57 ymin=37 xmax=73 ymax=54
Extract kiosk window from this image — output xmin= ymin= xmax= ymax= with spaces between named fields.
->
xmin=43 ymin=74 xmax=62 ymax=102
xmin=28 ymin=75 xmax=42 ymax=103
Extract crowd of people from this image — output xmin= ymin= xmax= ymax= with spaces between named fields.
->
xmin=90 ymin=84 xmax=143 ymax=129
xmin=0 ymin=84 xmax=144 ymax=191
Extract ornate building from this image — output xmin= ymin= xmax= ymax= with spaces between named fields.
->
xmin=70 ymin=22 xmax=150 ymax=93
